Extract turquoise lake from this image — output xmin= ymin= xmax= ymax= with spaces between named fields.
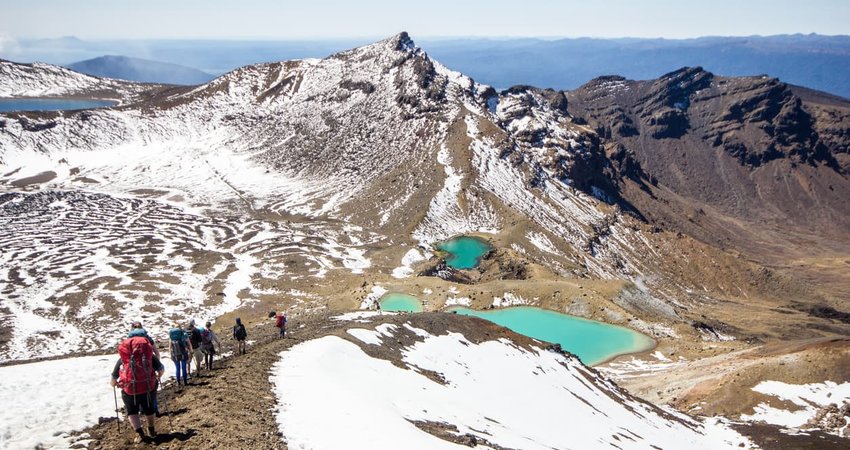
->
xmin=379 ymin=293 xmax=423 ymax=312
xmin=448 ymin=306 xmax=654 ymax=365
xmin=436 ymin=236 xmax=492 ymax=269
xmin=0 ymin=98 xmax=116 ymax=113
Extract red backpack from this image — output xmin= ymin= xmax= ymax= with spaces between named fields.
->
xmin=276 ymin=314 xmax=286 ymax=328
xmin=118 ymin=336 xmax=156 ymax=395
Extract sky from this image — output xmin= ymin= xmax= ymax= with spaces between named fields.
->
xmin=0 ymin=0 xmax=848 ymax=40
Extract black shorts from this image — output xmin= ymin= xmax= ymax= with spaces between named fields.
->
xmin=122 ymin=390 xmax=157 ymax=416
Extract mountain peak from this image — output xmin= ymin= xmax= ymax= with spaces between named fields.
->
xmin=390 ymin=31 xmax=416 ymax=51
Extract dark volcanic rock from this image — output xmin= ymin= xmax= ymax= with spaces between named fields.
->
xmin=565 ymin=67 xmax=850 ymax=264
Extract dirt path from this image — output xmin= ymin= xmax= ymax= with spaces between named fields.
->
xmin=83 ymin=314 xmax=331 ymax=450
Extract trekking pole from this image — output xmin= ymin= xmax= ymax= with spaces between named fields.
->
xmin=112 ymin=385 xmax=122 ymax=432
xmin=159 ymin=380 xmax=174 ymax=433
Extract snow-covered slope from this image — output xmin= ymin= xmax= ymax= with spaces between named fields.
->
xmin=271 ymin=317 xmax=751 ymax=449
xmin=0 ymin=59 xmax=155 ymax=99
xmin=0 ymin=33 xmax=686 ymax=362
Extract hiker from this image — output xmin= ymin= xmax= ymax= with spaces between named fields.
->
xmin=129 ymin=321 xmax=161 ymax=414
xmin=168 ymin=324 xmax=191 ymax=387
xmin=110 ymin=328 xmax=165 ymax=443
xmin=186 ymin=320 xmax=204 ymax=376
xmin=233 ymin=318 xmax=247 ymax=355
xmin=275 ymin=311 xmax=287 ymax=338
xmin=200 ymin=321 xmax=221 ymax=370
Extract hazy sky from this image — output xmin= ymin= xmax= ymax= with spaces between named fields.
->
xmin=1 ymin=0 xmax=848 ymax=40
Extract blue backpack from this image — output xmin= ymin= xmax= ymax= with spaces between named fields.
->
xmin=169 ymin=328 xmax=189 ymax=360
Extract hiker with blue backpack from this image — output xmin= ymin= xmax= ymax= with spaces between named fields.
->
xmin=110 ymin=326 xmax=165 ymax=443
xmin=200 ymin=321 xmax=222 ymax=370
xmin=233 ymin=318 xmax=248 ymax=355
xmin=168 ymin=324 xmax=192 ymax=387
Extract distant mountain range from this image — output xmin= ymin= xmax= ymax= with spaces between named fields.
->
xmin=421 ymin=34 xmax=850 ymax=99
xmin=3 ymin=34 xmax=850 ymax=96
xmin=66 ymin=55 xmax=215 ymax=85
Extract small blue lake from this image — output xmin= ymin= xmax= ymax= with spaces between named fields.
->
xmin=448 ymin=306 xmax=654 ymax=365
xmin=0 ymin=98 xmax=116 ymax=113
xmin=436 ymin=236 xmax=492 ymax=269
xmin=379 ymin=293 xmax=422 ymax=313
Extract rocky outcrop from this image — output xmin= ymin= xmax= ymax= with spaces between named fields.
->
xmin=565 ymin=66 xmax=850 ymax=262
xmin=803 ymin=402 xmax=850 ymax=437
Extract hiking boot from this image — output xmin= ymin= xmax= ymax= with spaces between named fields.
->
xmin=148 ymin=427 xmax=156 ymax=440
xmin=134 ymin=428 xmax=145 ymax=443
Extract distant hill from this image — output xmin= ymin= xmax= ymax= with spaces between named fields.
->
xmin=66 ymin=55 xmax=214 ymax=85
xmin=420 ymin=34 xmax=850 ymax=99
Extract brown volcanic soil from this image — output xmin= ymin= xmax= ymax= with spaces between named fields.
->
xmin=608 ymin=337 xmax=850 ymax=416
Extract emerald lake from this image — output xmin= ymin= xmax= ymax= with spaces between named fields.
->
xmin=379 ymin=293 xmax=423 ymax=312
xmin=448 ymin=306 xmax=655 ymax=365
xmin=436 ymin=236 xmax=492 ymax=269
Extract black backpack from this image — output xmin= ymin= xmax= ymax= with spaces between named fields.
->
xmin=234 ymin=324 xmax=247 ymax=340
xmin=189 ymin=327 xmax=202 ymax=347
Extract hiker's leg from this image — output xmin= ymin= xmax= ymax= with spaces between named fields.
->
xmin=153 ymin=381 xmax=159 ymax=415
xmin=173 ymin=359 xmax=181 ymax=384
xmin=196 ymin=349 xmax=204 ymax=373
xmin=122 ymin=391 xmax=143 ymax=429
xmin=141 ymin=392 xmax=156 ymax=437
xmin=181 ymin=359 xmax=188 ymax=384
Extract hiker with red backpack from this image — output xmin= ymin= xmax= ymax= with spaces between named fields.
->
xmin=110 ymin=326 xmax=165 ymax=443
xmin=200 ymin=321 xmax=221 ymax=370
xmin=274 ymin=311 xmax=287 ymax=338
xmin=128 ymin=321 xmax=162 ymax=415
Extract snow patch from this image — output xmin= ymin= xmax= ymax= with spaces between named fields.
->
xmin=270 ymin=331 xmax=751 ymax=449
xmin=347 ymin=328 xmax=383 ymax=345
xmin=359 ymin=285 xmax=388 ymax=310
xmin=0 ymin=355 xmax=117 ymax=450
xmin=392 ymin=248 xmax=426 ymax=279
xmin=741 ymin=380 xmax=850 ymax=430
xmin=444 ymin=297 xmax=471 ymax=307
xmin=491 ymin=292 xmax=528 ymax=307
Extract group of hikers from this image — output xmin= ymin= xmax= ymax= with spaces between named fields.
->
xmin=109 ymin=313 xmax=286 ymax=443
